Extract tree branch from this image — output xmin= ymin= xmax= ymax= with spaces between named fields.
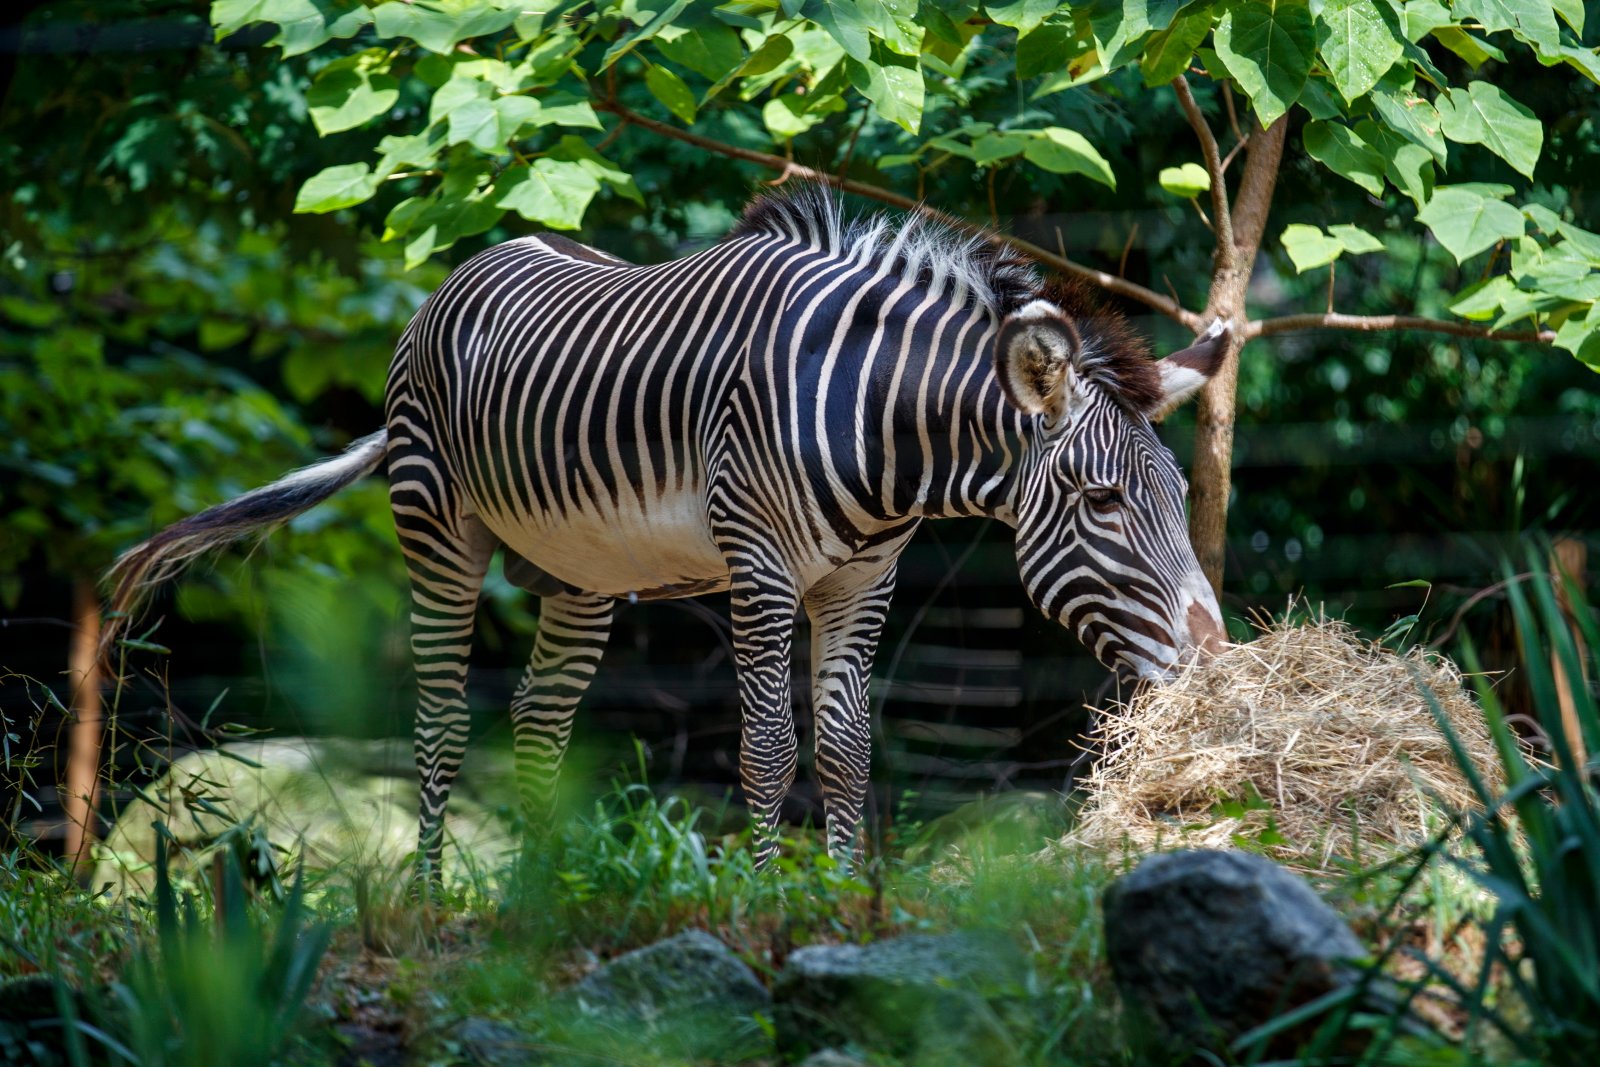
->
xmin=1246 ymin=312 xmax=1555 ymax=344
xmin=595 ymin=98 xmax=1200 ymax=327
xmin=1228 ymin=115 xmax=1287 ymax=273
xmin=1173 ymin=76 xmax=1234 ymax=273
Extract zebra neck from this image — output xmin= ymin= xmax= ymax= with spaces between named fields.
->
xmin=893 ymin=362 xmax=1027 ymax=526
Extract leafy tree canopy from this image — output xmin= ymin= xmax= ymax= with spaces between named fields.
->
xmin=222 ymin=0 xmax=1600 ymax=369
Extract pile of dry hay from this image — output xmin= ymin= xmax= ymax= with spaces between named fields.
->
xmin=1071 ymin=617 xmax=1506 ymax=874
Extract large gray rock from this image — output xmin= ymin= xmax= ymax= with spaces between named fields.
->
xmin=1102 ymin=849 xmax=1368 ymax=1053
xmin=773 ymin=932 xmax=1033 ymax=1066
xmin=91 ymin=738 xmax=516 ymax=896
xmin=549 ymin=929 xmax=772 ymax=1061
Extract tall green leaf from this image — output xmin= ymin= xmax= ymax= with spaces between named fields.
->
xmin=1214 ymin=0 xmax=1315 ymax=125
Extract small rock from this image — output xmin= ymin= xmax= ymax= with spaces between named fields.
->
xmin=1102 ymin=849 xmax=1368 ymax=1053
xmin=773 ymin=931 xmax=1032 ymax=1067
xmin=551 ymin=929 xmax=771 ymax=1061
xmin=442 ymin=1017 xmax=540 ymax=1067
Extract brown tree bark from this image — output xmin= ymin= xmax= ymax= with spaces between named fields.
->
xmin=1186 ymin=113 xmax=1288 ymax=597
xmin=63 ymin=576 xmax=103 ymax=877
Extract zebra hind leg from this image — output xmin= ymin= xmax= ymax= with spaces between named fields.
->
xmin=394 ymin=506 xmax=496 ymax=899
xmin=509 ymin=591 xmax=615 ymax=828
xmin=804 ymin=552 xmax=903 ymax=864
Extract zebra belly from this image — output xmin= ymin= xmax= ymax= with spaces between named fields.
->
xmin=478 ymin=493 xmax=731 ymax=600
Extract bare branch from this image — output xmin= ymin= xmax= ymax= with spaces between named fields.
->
xmin=593 ymin=98 xmax=1201 ymax=327
xmin=1222 ymin=82 xmax=1244 ymax=147
xmin=1246 ymin=312 xmax=1556 ymax=344
xmin=1173 ymin=76 xmax=1234 ymax=272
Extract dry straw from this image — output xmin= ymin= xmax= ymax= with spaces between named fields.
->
xmin=1071 ymin=615 xmax=1505 ymax=874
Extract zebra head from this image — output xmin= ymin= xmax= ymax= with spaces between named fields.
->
xmin=995 ymin=292 xmax=1229 ymax=683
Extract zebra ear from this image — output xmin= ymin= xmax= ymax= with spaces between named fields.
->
xmin=994 ymin=305 xmax=1078 ymax=419
xmin=1150 ymin=320 xmax=1229 ymax=418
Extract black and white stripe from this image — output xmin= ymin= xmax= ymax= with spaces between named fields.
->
xmin=108 ymin=186 xmax=1228 ymax=881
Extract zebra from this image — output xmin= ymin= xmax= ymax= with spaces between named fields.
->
xmin=107 ymin=185 xmax=1228 ymax=880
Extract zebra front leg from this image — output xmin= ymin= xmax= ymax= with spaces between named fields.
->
xmin=395 ymin=509 xmax=496 ymax=898
xmin=803 ymin=540 xmax=909 ymax=863
xmin=727 ymin=568 xmax=801 ymax=869
xmin=509 ymin=591 xmax=615 ymax=827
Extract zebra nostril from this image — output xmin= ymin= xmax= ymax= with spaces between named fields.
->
xmin=1185 ymin=599 xmax=1226 ymax=659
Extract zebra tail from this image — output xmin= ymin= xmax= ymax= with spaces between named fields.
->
xmin=102 ymin=428 xmax=390 ymax=658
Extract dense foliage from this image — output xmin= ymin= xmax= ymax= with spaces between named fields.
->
xmin=219 ymin=0 xmax=1600 ymax=368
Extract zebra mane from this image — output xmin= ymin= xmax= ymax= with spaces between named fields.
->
xmin=729 ymin=185 xmax=1163 ymax=414
xmin=728 ymin=184 xmax=1038 ymax=313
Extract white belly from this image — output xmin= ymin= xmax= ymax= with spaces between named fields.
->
xmin=482 ymin=491 xmax=729 ymax=599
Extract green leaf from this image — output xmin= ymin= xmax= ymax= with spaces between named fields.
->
xmin=1554 ymin=309 xmax=1600 ymax=367
xmin=1448 ymin=276 xmax=1516 ymax=320
xmin=1315 ymin=0 xmax=1403 ymax=103
xmin=1453 ymin=0 xmax=1559 ymax=53
xmin=705 ymin=34 xmax=794 ymax=101
xmin=429 ymin=71 xmax=492 ymax=127
xmin=1017 ymin=21 xmax=1072 ymax=81
xmin=446 ymin=97 xmax=502 ymax=152
xmin=1418 ymin=187 xmax=1526 ymax=262
xmin=1369 ymin=88 xmax=1446 ymax=165
xmin=805 ymin=0 xmax=875 ymax=61
xmin=294 ymin=162 xmax=378 ymax=213
xmin=645 ymin=65 xmax=698 ymax=123
xmin=1091 ymin=0 xmax=1189 ymax=69
xmin=1281 ymin=223 xmax=1345 ymax=272
xmin=537 ymin=93 xmax=602 ymax=131
xmin=273 ymin=0 xmax=374 ymax=58
xmin=1552 ymin=0 xmax=1584 ymax=33
xmin=1328 ymin=223 xmax=1384 ymax=254
xmin=1550 ymin=42 xmax=1600 ymax=87
xmin=370 ymin=1 xmax=519 ymax=54
xmin=862 ymin=0 xmax=925 ymax=57
xmin=1402 ymin=0 xmax=1450 ymax=41
xmin=374 ymin=131 xmax=442 ymax=178
xmin=846 ymin=54 xmax=925 ymax=134
xmin=1022 ymin=127 xmax=1116 ymax=188
xmin=550 ymin=136 xmax=644 ymax=205
xmin=494 ymin=158 xmax=601 ymax=230
xmin=1355 ymin=120 xmax=1433 ymax=207
xmin=1558 ymin=220 xmax=1600 ymax=260
xmin=1302 ymin=121 xmax=1385 ymax=196
xmin=984 ymin=0 xmax=1058 ymax=35
xmin=1429 ymin=27 xmax=1505 ymax=67
xmin=1214 ymin=0 xmax=1314 ymax=126
xmin=1158 ymin=162 xmax=1210 ymax=197
xmin=655 ymin=24 xmax=745 ymax=81
xmin=971 ymin=130 xmax=1031 ymax=165
xmin=763 ymin=94 xmax=824 ymax=139
xmin=1141 ymin=4 xmax=1214 ymax=87
xmin=1437 ymin=82 xmax=1543 ymax=180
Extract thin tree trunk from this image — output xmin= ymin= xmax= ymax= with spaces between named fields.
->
xmin=1188 ymin=116 xmax=1288 ymax=597
xmin=63 ymin=576 xmax=103 ymax=877
xmin=1551 ymin=537 xmax=1590 ymax=768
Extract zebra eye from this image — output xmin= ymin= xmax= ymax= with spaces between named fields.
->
xmin=1082 ymin=486 xmax=1123 ymax=508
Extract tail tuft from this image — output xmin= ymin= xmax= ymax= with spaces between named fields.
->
xmin=101 ymin=429 xmax=389 ymax=661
